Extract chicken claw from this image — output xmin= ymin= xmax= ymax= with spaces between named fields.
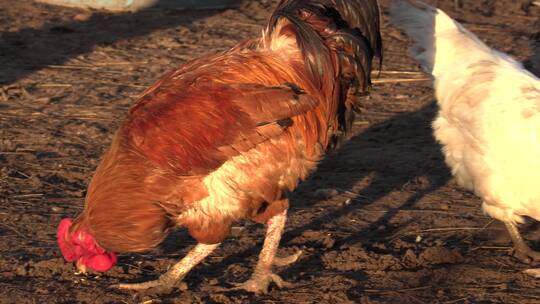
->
xmin=513 ymin=246 xmax=540 ymax=264
xmin=504 ymin=222 xmax=540 ymax=264
xmin=227 ymin=250 xmax=302 ymax=294
xmin=230 ymin=270 xmax=293 ymax=294
xmin=230 ymin=208 xmax=300 ymax=294
xmin=112 ymin=272 xmax=186 ymax=294
xmin=111 ymin=243 xmax=219 ymax=293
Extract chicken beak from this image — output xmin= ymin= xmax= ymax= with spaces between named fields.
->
xmin=75 ymin=259 xmax=87 ymax=274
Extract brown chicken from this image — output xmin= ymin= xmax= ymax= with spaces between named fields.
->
xmin=57 ymin=0 xmax=382 ymax=294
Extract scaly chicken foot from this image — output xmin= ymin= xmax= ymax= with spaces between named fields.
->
xmin=231 ymin=209 xmax=300 ymax=294
xmin=112 ymin=243 xmax=219 ymax=292
xmin=504 ymin=221 xmax=540 ymax=264
xmin=225 ymin=250 xmax=302 ymax=294
xmin=231 ymin=267 xmax=293 ymax=294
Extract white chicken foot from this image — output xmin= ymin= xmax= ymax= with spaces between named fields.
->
xmin=504 ymin=221 xmax=540 ymax=264
xmin=231 ymin=209 xmax=302 ymax=294
xmin=112 ymin=242 xmax=219 ymax=292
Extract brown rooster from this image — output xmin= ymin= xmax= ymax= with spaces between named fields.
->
xmin=57 ymin=0 xmax=382 ymax=294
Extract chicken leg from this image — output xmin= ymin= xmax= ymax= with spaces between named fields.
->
xmin=231 ymin=209 xmax=302 ymax=294
xmin=504 ymin=221 xmax=540 ymax=263
xmin=112 ymin=242 xmax=219 ymax=293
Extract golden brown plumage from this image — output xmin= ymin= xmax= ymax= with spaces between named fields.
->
xmin=58 ymin=0 xmax=382 ymax=293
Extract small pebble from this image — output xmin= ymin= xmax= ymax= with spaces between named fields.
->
xmin=322 ymin=234 xmax=335 ymax=249
xmin=51 ymin=206 xmax=63 ymax=213
xmin=523 ymin=268 xmax=540 ymax=278
xmin=439 ymin=204 xmax=450 ymax=210
xmin=230 ymin=226 xmax=245 ymax=237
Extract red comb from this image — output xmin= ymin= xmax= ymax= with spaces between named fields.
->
xmin=57 ymin=218 xmax=77 ymax=261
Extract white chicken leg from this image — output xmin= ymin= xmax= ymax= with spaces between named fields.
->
xmin=232 ymin=209 xmax=302 ymax=294
xmin=504 ymin=221 xmax=540 ymax=263
xmin=113 ymin=242 xmax=219 ymax=292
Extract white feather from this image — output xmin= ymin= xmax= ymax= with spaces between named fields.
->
xmin=390 ymin=0 xmax=540 ymax=224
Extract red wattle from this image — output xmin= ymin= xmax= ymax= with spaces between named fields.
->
xmin=82 ymin=252 xmax=118 ymax=272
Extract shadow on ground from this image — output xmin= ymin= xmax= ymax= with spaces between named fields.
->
xmin=0 ymin=1 xmax=241 ymax=85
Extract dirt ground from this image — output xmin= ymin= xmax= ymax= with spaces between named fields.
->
xmin=1 ymin=0 xmax=539 ymax=303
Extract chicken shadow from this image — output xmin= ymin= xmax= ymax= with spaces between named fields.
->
xmin=0 ymin=0 xmax=241 ymax=85
xmin=286 ymin=103 xmax=449 ymax=243
xmin=525 ymin=20 xmax=540 ymax=77
xmin=279 ymin=102 xmax=451 ymax=294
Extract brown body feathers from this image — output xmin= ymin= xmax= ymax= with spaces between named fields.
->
xmin=72 ymin=0 xmax=382 ymax=253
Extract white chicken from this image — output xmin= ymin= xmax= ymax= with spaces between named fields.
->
xmin=390 ymin=0 xmax=540 ymax=263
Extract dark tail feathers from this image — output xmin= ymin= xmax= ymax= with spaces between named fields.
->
xmin=266 ymin=0 xmax=382 ymax=92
